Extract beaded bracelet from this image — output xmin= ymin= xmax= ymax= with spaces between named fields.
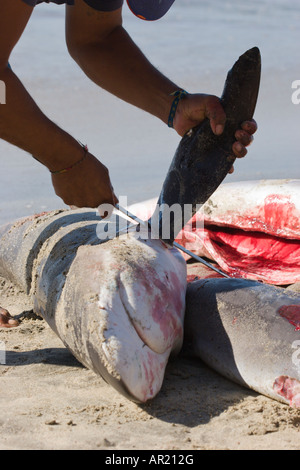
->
xmin=168 ymin=90 xmax=189 ymax=128
xmin=50 ymin=142 xmax=89 ymax=175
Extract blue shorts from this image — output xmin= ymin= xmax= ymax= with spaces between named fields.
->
xmin=22 ymin=0 xmax=124 ymax=11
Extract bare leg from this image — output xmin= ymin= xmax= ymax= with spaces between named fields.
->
xmin=0 ymin=306 xmax=19 ymax=328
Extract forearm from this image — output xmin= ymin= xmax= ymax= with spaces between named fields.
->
xmin=0 ymin=66 xmax=84 ymax=171
xmin=69 ymin=25 xmax=179 ymax=125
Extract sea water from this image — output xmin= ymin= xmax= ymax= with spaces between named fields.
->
xmin=0 ymin=0 xmax=299 ymax=224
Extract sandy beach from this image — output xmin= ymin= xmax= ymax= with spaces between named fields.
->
xmin=1 ymin=0 xmax=300 ymax=451
xmin=1 ymin=275 xmax=300 ymax=451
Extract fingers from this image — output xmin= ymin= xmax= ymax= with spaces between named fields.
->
xmin=97 ymin=202 xmax=114 ymax=219
xmin=235 ymin=129 xmax=254 ymax=147
xmin=241 ymin=119 xmax=258 ymax=135
xmin=173 ymin=92 xmax=257 ymax=170
xmin=174 ymin=93 xmax=227 ymax=136
xmin=0 ymin=307 xmax=19 ymax=328
xmin=232 ymin=141 xmax=248 ymax=159
xmin=112 ymin=192 xmax=119 ymax=206
xmin=52 ymin=153 xmax=118 ymax=211
xmin=232 ymin=119 xmax=257 ymax=158
xmin=98 ymin=190 xmax=119 ymax=219
xmin=205 ymin=96 xmax=226 ymax=136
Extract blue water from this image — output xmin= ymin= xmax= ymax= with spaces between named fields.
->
xmin=0 ymin=0 xmax=299 ymax=224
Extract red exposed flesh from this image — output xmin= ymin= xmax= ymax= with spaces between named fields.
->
xmin=273 ymin=376 xmax=300 ymax=408
xmin=278 ymin=305 xmax=300 ymax=331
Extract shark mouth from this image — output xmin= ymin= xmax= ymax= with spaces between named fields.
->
xmin=56 ymin=232 xmax=187 ymax=403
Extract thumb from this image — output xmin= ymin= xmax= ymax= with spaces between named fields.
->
xmin=205 ymin=96 xmax=226 ymax=136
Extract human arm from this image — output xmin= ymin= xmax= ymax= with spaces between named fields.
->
xmin=173 ymin=94 xmax=257 ymax=173
xmin=0 ymin=0 xmax=117 ymax=209
xmin=66 ymin=0 xmax=256 ymax=170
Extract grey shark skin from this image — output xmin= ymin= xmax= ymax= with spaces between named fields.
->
xmin=0 ymin=49 xmax=262 ymax=403
xmin=184 ymin=278 xmax=300 ymax=407
xmin=0 ymin=210 xmax=187 ymax=403
xmin=152 ymin=47 xmax=261 ymax=242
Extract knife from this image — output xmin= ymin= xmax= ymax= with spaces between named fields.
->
xmin=115 ymin=203 xmax=231 ymax=279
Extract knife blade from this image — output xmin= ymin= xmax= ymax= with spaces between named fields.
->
xmin=115 ymin=203 xmax=231 ymax=279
